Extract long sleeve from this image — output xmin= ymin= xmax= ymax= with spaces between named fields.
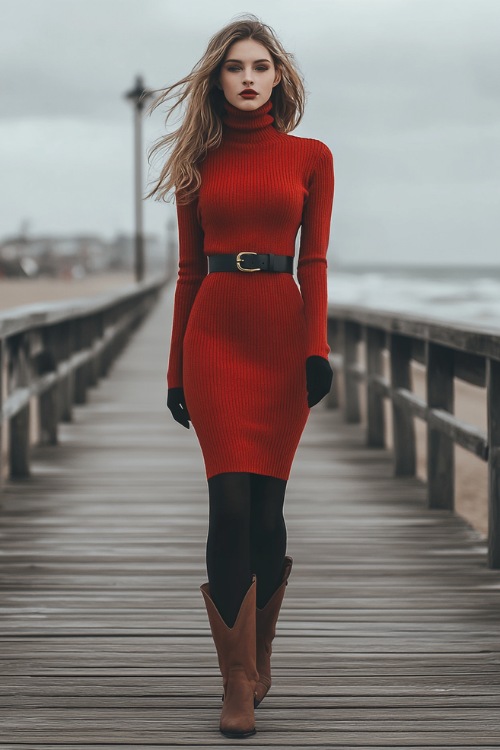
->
xmin=166 ymin=195 xmax=207 ymax=389
xmin=297 ymin=142 xmax=334 ymax=360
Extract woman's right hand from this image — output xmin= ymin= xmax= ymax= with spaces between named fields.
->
xmin=166 ymin=387 xmax=191 ymax=429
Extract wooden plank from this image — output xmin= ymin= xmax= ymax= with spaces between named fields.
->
xmin=0 ymin=275 xmax=164 ymax=339
xmin=326 ymin=320 xmax=340 ymax=408
xmin=390 ymin=334 xmax=416 ymax=475
xmin=1 ymin=748 xmax=499 ymax=750
xmin=487 ymin=357 xmax=500 ymax=567
xmin=365 ymin=327 xmax=385 ymax=447
xmin=427 ymin=342 xmax=455 ymax=509
xmin=454 ymin=350 xmax=486 ymax=388
xmin=343 ymin=320 xmax=362 ymax=422
xmin=428 ymin=408 xmax=488 ymax=460
xmin=391 ymin=386 xmax=428 ymax=421
xmin=0 ymin=288 xmax=499 ymax=747
xmin=328 ymin=301 xmax=500 ymax=361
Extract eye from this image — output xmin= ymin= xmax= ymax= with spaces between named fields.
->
xmin=225 ymin=65 xmax=270 ymax=72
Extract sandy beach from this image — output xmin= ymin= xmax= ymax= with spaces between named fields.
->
xmin=0 ymin=272 xmax=137 ymax=312
xmin=346 ymin=342 xmax=488 ymax=537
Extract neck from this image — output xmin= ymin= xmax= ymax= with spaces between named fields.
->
xmin=221 ymin=98 xmax=281 ymax=144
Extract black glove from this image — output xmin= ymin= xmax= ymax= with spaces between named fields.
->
xmin=306 ymin=355 xmax=333 ymax=407
xmin=166 ymin=387 xmax=191 ymax=429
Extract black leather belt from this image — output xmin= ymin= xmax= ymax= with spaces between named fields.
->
xmin=208 ymin=252 xmax=294 ymax=274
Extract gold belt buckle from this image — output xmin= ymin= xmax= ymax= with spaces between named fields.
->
xmin=236 ymin=251 xmax=260 ymax=272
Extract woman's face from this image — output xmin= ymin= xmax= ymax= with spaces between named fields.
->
xmin=218 ymin=38 xmax=281 ymax=110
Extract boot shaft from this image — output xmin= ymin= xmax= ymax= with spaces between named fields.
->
xmin=200 ymin=574 xmax=259 ymax=684
xmin=200 ymin=573 xmax=259 ymax=737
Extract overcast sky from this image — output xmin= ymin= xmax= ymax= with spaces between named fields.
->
xmin=1 ymin=0 xmax=499 ymax=265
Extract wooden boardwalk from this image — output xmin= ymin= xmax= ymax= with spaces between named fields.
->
xmin=1 ymin=284 xmax=500 ymax=748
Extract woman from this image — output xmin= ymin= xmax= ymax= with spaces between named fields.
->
xmin=146 ymin=14 xmax=334 ymax=739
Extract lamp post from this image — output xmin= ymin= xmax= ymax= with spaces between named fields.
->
xmin=124 ymin=75 xmax=154 ymax=283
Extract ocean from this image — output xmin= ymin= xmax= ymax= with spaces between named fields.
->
xmin=327 ymin=264 xmax=500 ymax=331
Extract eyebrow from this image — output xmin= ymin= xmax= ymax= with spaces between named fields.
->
xmin=224 ymin=58 xmax=271 ymax=64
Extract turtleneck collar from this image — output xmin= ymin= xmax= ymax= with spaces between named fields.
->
xmin=221 ymin=97 xmax=281 ymax=144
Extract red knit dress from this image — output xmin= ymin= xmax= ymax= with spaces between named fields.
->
xmin=166 ymin=97 xmax=334 ymax=480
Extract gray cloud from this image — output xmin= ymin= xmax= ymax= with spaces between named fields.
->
xmin=1 ymin=0 xmax=499 ymax=264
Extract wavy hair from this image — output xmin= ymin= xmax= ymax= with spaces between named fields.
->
xmin=144 ymin=13 xmax=307 ymax=205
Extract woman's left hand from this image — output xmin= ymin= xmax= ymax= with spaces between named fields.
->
xmin=166 ymin=387 xmax=191 ymax=429
xmin=306 ymin=355 xmax=333 ymax=407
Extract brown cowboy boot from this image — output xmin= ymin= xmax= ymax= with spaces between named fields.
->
xmin=254 ymin=555 xmax=293 ymax=708
xmin=200 ymin=574 xmax=259 ymax=738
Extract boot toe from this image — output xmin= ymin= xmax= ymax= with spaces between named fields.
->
xmin=220 ymin=725 xmax=257 ymax=738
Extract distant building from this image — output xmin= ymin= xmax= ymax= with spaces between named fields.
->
xmin=0 ymin=232 xmax=164 ymax=278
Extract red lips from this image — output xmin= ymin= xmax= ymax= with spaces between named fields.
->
xmin=240 ymin=89 xmax=257 ymax=95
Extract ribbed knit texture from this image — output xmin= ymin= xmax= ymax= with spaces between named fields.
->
xmin=167 ymin=97 xmax=334 ymax=480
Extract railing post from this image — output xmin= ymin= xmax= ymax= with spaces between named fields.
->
xmin=390 ymin=333 xmax=416 ymax=476
xmin=87 ymin=316 xmax=100 ymax=387
xmin=366 ymin=327 xmax=385 ymax=447
xmin=93 ymin=314 xmax=105 ymax=383
xmin=59 ymin=322 xmax=74 ymax=423
xmin=39 ymin=329 xmax=59 ymax=445
xmin=427 ymin=342 xmax=454 ymax=510
xmin=10 ymin=335 xmax=31 ymax=478
xmin=0 ymin=339 xmax=4 ymax=488
xmin=326 ymin=318 xmax=339 ymax=409
xmin=39 ymin=384 xmax=58 ymax=445
xmin=74 ymin=318 xmax=88 ymax=404
xmin=100 ymin=307 xmax=112 ymax=377
xmin=487 ymin=357 xmax=500 ymax=568
xmin=343 ymin=321 xmax=361 ymax=423
xmin=82 ymin=317 xmax=95 ymax=389
xmin=0 ymin=276 xmax=165 ymax=494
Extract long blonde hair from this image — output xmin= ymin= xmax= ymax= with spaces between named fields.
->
xmin=144 ymin=13 xmax=306 ymax=205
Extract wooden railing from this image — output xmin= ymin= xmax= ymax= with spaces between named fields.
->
xmin=0 ymin=274 xmax=167 ymax=488
xmin=326 ymin=303 xmax=500 ymax=569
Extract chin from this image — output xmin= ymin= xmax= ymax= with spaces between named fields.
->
xmin=233 ymin=98 xmax=260 ymax=109
xmin=224 ymin=93 xmax=259 ymax=109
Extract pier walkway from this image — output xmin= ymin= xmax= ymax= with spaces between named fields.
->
xmin=1 ymin=285 xmax=499 ymax=748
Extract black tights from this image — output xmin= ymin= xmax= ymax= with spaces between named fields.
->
xmin=206 ymin=471 xmax=287 ymax=626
